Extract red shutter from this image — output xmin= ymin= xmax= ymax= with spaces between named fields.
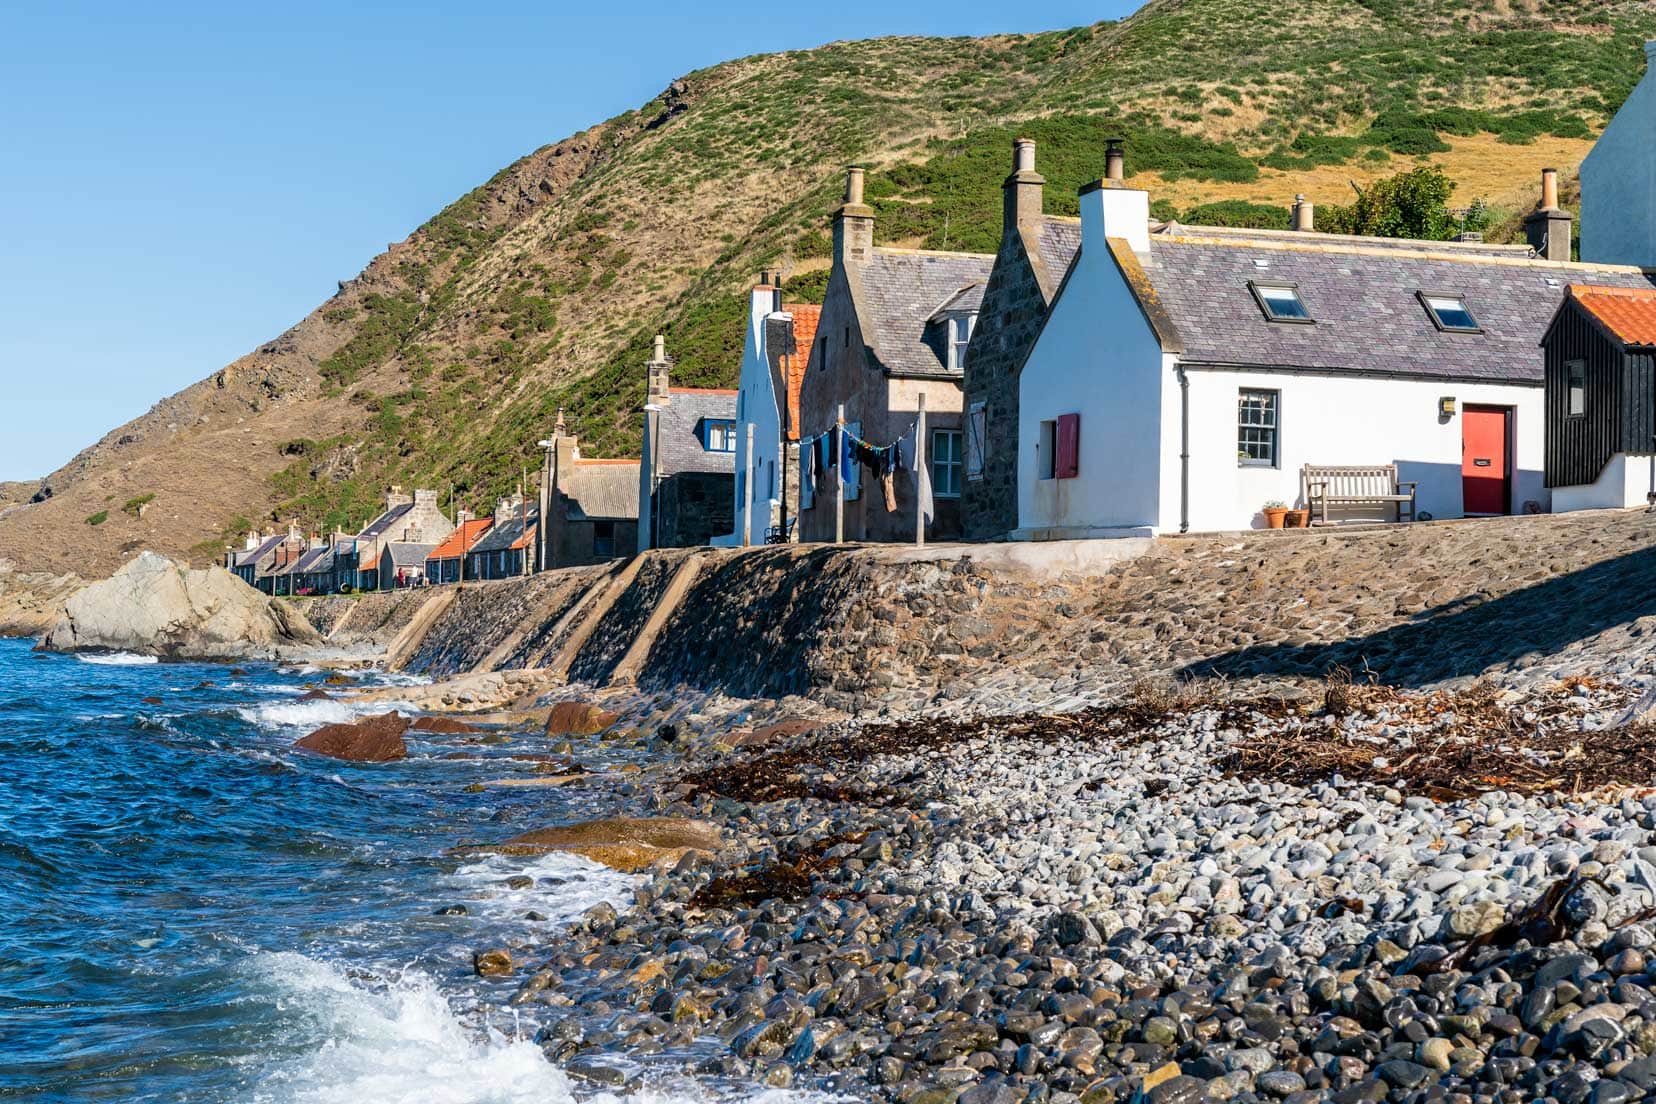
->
xmin=1056 ymin=413 xmax=1080 ymax=479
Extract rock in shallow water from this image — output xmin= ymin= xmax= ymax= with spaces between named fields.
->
xmin=292 ymin=711 xmax=409 ymax=762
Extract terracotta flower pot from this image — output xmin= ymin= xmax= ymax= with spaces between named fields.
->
xmin=1263 ymin=507 xmax=1288 ymax=530
xmin=1284 ymin=508 xmax=1308 ymax=528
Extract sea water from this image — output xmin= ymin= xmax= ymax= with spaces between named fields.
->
xmin=0 ymin=638 xmax=775 ymax=1103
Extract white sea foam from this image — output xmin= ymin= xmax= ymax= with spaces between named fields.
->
xmin=77 ymin=652 xmax=159 ymax=666
xmin=237 ymin=698 xmax=415 ymax=733
xmin=447 ymin=849 xmax=638 ymax=927
xmin=246 ymin=952 xmax=826 ymax=1104
xmin=246 ymin=952 xmax=571 ymax=1104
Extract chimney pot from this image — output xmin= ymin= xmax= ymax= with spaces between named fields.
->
xmin=1014 ymin=138 xmax=1036 ymax=173
xmin=653 ymin=333 xmax=666 ymax=362
xmin=844 ymin=167 xmax=865 ymax=207
xmin=1540 ymin=167 xmax=1560 ymax=211
xmin=1292 ymin=194 xmax=1315 ymax=232
xmin=1104 ymin=138 xmax=1125 ymax=183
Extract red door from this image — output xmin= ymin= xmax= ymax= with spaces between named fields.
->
xmin=1462 ymin=406 xmax=1510 ymax=515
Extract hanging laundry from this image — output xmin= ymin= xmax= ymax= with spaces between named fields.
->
xmin=896 ymin=426 xmax=918 ymax=474
xmin=881 ymin=469 xmax=897 ymax=512
xmin=843 ymin=422 xmax=862 ymax=501
xmin=910 ymin=429 xmax=933 ymax=525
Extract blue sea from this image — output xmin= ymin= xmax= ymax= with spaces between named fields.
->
xmin=0 ymin=637 xmax=655 ymax=1103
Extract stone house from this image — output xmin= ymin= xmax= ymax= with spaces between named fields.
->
xmin=1015 ymin=155 xmax=1656 ymax=536
xmin=468 ymin=496 xmax=538 ymax=580
xmin=346 ymin=487 xmax=453 ymax=591
xmin=714 ymin=278 xmax=819 ymax=545
xmin=795 ymin=168 xmax=993 ymax=543
xmin=227 ymin=526 xmax=305 ymax=591
xmin=537 ymin=415 xmax=641 ymax=568
xmin=960 ymin=139 xmax=1081 ymax=540
xmin=637 ymin=336 xmax=737 ymax=550
xmin=378 ymin=541 xmax=436 ymax=589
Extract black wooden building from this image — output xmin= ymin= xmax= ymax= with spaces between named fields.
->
xmin=1542 ymin=285 xmax=1656 ymax=489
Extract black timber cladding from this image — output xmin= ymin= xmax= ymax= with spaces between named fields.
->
xmin=1544 ymin=296 xmax=1656 ymax=487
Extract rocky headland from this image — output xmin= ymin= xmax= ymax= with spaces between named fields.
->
xmin=38 ymin=551 xmax=320 ymax=660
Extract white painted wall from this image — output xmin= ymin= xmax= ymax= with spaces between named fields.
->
xmin=1015 ymin=186 xmax=1166 ymax=539
xmin=1582 ymin=43 xmax=1656 ymax=267
xmin=1554 ymin=452 xmax=1656 ymax=512
xmin=1175 ymin=370 xmax=1547 ymax=531
xmin=713 ymin=289 xmax=785 ymax=547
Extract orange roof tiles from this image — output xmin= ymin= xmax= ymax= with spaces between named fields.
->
xmin=1570 ymin=284 xmax=1656 ymax=348
xmin=427 ymin=517 xmax=493 ymax=561
xmin=780 ymin=303 xmax=821 ymax=441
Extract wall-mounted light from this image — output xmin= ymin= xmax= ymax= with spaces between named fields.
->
xmin=1438 ymin=396 xmax=1457 ymax=419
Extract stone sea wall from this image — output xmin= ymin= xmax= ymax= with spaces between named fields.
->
xmin=299 ymin=509 xmax=1656 ymax=713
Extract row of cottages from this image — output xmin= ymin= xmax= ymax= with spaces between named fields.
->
xmin=637 ymin=336 xmax=738 ymax=551
xmin=226 ymin=487 xmax=455 ymax=593
xmin=795 ymin=168 xmax=994 ymax=542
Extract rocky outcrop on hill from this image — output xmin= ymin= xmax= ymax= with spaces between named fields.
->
xmin=38 ymin=551 xmax=319 ymax=659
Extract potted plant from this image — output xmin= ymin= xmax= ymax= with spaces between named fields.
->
xmin=1262 ymin=500 xmax=1289 ymax=529
xmin=1284 ymin=504 xmax=1309 ymax=528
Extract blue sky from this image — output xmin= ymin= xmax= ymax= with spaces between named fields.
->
xmin=0 ymin=2 xmax=1125 ymax=482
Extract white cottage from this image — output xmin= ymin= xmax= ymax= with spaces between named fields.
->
xmin=713 ymin=275 xmax=819 ymax=546
xmin=1013 ymin=164 xmax=1656 ymax=537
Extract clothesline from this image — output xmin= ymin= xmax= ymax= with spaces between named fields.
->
xmin=799 ymin=417 xmax=919 ymax=455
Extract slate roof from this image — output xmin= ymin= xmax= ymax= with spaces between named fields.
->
xmin=565 ymin=460 xmax=640 ymax=521
xmin=862 ymin=248 xmax=994 ymax=378
xmin=1567 ymin=284 xmax=1656 ymax=348
xmin=357 ymin=503 xmax=413 ymax=542
xmin=291 ymin=545 xmax=334 ymax=575
xmin=1038 ymin=218 xmax=1082 ymax=281
xmin=766 ymin=304 xmax=820 ymax=441
xmin=469 ymin=509 xmax=538 ymax=554
xmin=427 ymin=518 xmax=493 ymax=561
xmin=1140 ymin=230 xmax=1656 ymax=384
xmin=383 ymin=542 xmax=436 ymax=571
xmin=235 ymin=533 xmax=288 ymax=569
xmin=653 ymin=389 xmax=736 ymax=478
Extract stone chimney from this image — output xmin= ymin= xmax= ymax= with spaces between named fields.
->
xmin=1105 ymin=138 xmax=1125 ymax=183
xmin=832 ymin=167 xmax=875 ymax=269
xmin=1079 ymin=141 xmax=1150 ymax=256
xmin=646 ymin=333 xmax=672 ymax=404
xmin=244 ymin=532 xmax=260 ymax=551
xmin=1003 ymin=138 xmax=1046 ymax=240
xmin=1524 ymin=168 xmax=1572 ymax=262
xmin=1292 ymin=194 xmax=1315 ymax=232
xmin=386 ymin=485 xmax=412 ymax=511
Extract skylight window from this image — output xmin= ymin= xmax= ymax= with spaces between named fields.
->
xmin=1249 ymin=282 xmax=1312 ymax=323
xmin=1420 ymin=292 xmax=1480 ymax=333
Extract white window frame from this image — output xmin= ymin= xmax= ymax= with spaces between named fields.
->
xmin=1238 ymin=388 xmax=1280 ymax=468
xmin=1037 ymin=419 xmax=1057 ymax=481
xmin=932 ymin=428 xmax=963 ymax=498
xmin=1566 ymin=359 xmax=1586 ymax=417
xmin=945 ymin=312 xmax=977 ymax=371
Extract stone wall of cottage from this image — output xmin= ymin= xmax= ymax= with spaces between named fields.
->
xmin=962 ymin=229 xmax=1045 ymax=540
xmin=657 ymin=471 xmax=734 ymax=548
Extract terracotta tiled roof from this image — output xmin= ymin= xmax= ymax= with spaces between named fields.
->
xmin=1569 ymin=284 xmax=1656 ymax=348
xmin=427 ymin=517 xmax=492 ymax=561
xmin=778 ymin=304 xmax=820 ymax=441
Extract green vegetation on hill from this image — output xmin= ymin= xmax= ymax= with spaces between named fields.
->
xmin=213 ymin=0 xmax=1656 ymax=531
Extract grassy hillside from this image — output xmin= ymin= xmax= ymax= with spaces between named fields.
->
xmin=4 ymin=0 xmax=1654 ymax=574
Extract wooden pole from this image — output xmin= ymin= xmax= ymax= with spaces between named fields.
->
xmin=742 ymin=421 xmax=754 ymax=548
xmin=915 ymin=392 xmax=926 ymax=547
xmin=835 ymin=404 xmax=845 ymax=545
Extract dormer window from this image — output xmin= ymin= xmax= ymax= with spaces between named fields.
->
xmin=1420 ymin=292 xmax=1480 ymax=333
xmin=702 ymin=419 xmax=736 ymax=452
xmin=1249 ymin=282 xmax=1312 ymax=323
xmin=944 ymin=312 xmax=977 ymax=371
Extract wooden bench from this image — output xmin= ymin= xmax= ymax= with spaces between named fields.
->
xmin=1301 ymin=464 xmax=1417 ymax=525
